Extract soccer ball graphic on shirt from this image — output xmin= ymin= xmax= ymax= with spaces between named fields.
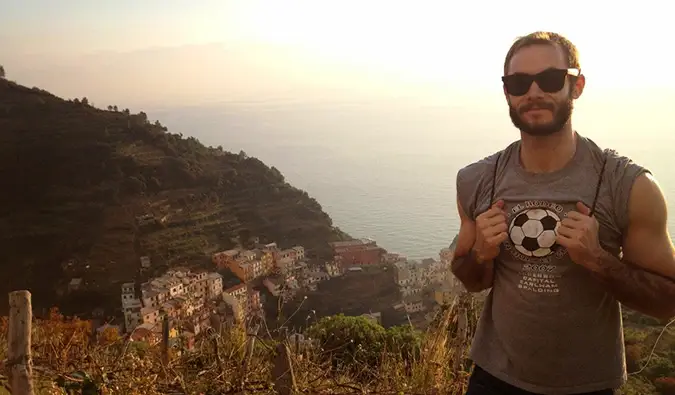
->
xmin=508 ymin=208 xmax=561 ymax=257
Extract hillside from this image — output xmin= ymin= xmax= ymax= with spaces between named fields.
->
xmin=0 ymin=78 xmax=350 ymax=315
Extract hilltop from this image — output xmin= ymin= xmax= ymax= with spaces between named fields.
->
xmin=0 ymin=78 xmax=350 ymax=315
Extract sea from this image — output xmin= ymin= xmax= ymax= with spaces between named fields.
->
xmin=149 ymin=97 xmax=675 ymax=260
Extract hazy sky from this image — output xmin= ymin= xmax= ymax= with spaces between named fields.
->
xmin=4 ymin=1 xmax=675 ymax=252
xmin=2 ymin=0 xmax=674 ymax=108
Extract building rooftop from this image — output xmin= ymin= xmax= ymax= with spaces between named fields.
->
xmin=403 ymin=296 xmax=424 ymax=305
xmin=225 ymin=283 xmax=246 ymax=293
xmin=207 ymin=272 xmax=222 ymax=280
xmin=220 ymin=249 xmax=240 ymax=257
xmin=329 ymin=238 xmax=376 ymax=248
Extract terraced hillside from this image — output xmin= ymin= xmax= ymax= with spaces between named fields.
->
xmin=0 ymin=79 xmax=350 ymax=314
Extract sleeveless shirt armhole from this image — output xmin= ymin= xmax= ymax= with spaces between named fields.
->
xmin=456 ymin=152 xmax=502 ymax=221
xmin=605 ymin=152 xmax=652 ymax=233
xmin=456 ymin=166 xmax=478 ymax=221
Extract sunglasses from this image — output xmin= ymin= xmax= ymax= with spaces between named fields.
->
xmin=502 ymin=68 xmax=580 ymax=96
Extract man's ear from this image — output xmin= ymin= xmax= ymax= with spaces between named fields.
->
xmin=571 ymin=74 xmax=585 ymax=99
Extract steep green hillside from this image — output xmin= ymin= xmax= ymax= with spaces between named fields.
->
xmin=0 ymin=78 xmax=349 ymax=314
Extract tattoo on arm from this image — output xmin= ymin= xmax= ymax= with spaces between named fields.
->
xmin=451 ymin=249 xmax=494 ymax=292
xmin=592 ymin=249 xmax=675 ymax=320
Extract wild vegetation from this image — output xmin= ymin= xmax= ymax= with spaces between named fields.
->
xmin=0 ymin=296 xmax=478 ymax=395
xmin=269 ymin=263 xmax=407 ymax=332
xmin=1 ymin=295 xmax=671 ymax=394
xmin=0 ymin=77 xmax=349 ymax=315
xmin=620 ymin=310 xmax=675 ymax=394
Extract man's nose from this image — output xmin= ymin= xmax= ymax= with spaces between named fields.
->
xmin=524 ymin=80 xmax=546 ymax=99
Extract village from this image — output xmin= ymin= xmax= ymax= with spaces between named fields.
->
xmin=114 ymin=235 xmax=463 ymax=349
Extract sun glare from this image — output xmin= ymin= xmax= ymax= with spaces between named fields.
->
xmin=228 ymin=0 xmax=674 ymax=91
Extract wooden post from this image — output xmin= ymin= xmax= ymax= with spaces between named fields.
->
xmin=8 ymin=290 xmax=34 ymax=395
xmin=272 ymin=343 xmax=296 ymax=395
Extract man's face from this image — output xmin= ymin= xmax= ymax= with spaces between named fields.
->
xmin=503 ymin=44 xmax=584 ymax=137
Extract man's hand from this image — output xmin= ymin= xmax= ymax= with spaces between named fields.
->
xmin=474 ymin=200 xmax=508 ymax=262
xmin=556 ymin=202 xmax=604 ymax=271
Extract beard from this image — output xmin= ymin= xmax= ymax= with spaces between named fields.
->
xmin=508 ymin=95 xmax=573 ymax=137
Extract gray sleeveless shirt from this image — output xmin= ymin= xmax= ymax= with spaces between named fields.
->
xmin=456 ymin=133 xmax=649 ymax=394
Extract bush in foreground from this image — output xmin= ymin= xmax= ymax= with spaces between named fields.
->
xmin=0 ymin=298 xmax=476 ymax=394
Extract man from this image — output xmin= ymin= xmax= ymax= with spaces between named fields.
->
xmin=451 ymin=31 xmax=675 ymax=395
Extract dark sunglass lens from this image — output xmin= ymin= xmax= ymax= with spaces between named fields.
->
xmin=503 ymin=75 xmax=533 ymax=96
xmin=535 ymin=69 xmax=567 ymax=93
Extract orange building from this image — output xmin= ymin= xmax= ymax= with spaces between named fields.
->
xmin=329 ymin=238 xmax=384 ymax=265
xmin=260 ymin=250 xmax=274 ymax=275
xmin=212 ymin=249 xmax=239 ymax=269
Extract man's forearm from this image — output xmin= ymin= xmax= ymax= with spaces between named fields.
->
xmin=591 ymin=249 xmax=675 ymax=320
xmin=451 ymin=249 xmax=493 ymax=292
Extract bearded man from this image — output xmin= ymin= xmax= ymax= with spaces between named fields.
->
xmin=451 ymin=31 xmax=675 ymax=395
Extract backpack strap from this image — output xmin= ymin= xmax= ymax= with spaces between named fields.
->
xmin=473 ymin=152 xmax=502 ymax=218
xmin=589 ymin=149 xmax=610 ymax=217
xmin=490 ymin=152 xmax=502 ymax=205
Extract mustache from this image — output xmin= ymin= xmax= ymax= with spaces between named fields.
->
xmin=519 ymin=101 xmax=555 ymax=113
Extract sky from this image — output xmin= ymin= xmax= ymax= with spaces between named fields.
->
xmin=4 ymin=1 xmax=675 ymax=253
xmin=2 ymin=0 xmax=675 ymax=109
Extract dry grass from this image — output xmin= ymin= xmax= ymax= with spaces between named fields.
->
xmin=0 ymin=295 xmax=477 ymax=395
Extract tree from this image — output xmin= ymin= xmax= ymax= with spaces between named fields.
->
xmin=270 ymin=166 xmax=285 ymax=182
xmin=385 ymin=324 xmax=422 ymax=362
xmin=0 ymin=65 xmax=5 ymax=79
xmin=238 ymin=228 xmax=252 ymax=249
xmin=646 ymin=355 xmax=675 ymax=379
xmin=618 ymin=376 xmax=657 ymax=395
xmin=308 ymin=314 xmax=386 ymax=372
xmin=138 ymin=111 xmax=148 ymax=123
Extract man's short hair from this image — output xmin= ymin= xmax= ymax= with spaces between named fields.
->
xmin=503 ymin=31 xmax=581 ymax=75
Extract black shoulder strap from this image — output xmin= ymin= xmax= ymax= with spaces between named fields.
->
xmin=490 ymin=152 xmax=502 ymax=205
xmin=471 ymin=152 xmax=502 ymax=219
xmin=476 ymin=149 xmax=607 ymax=216
xmin=589 ymin=149 xmax=610 ymax=217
